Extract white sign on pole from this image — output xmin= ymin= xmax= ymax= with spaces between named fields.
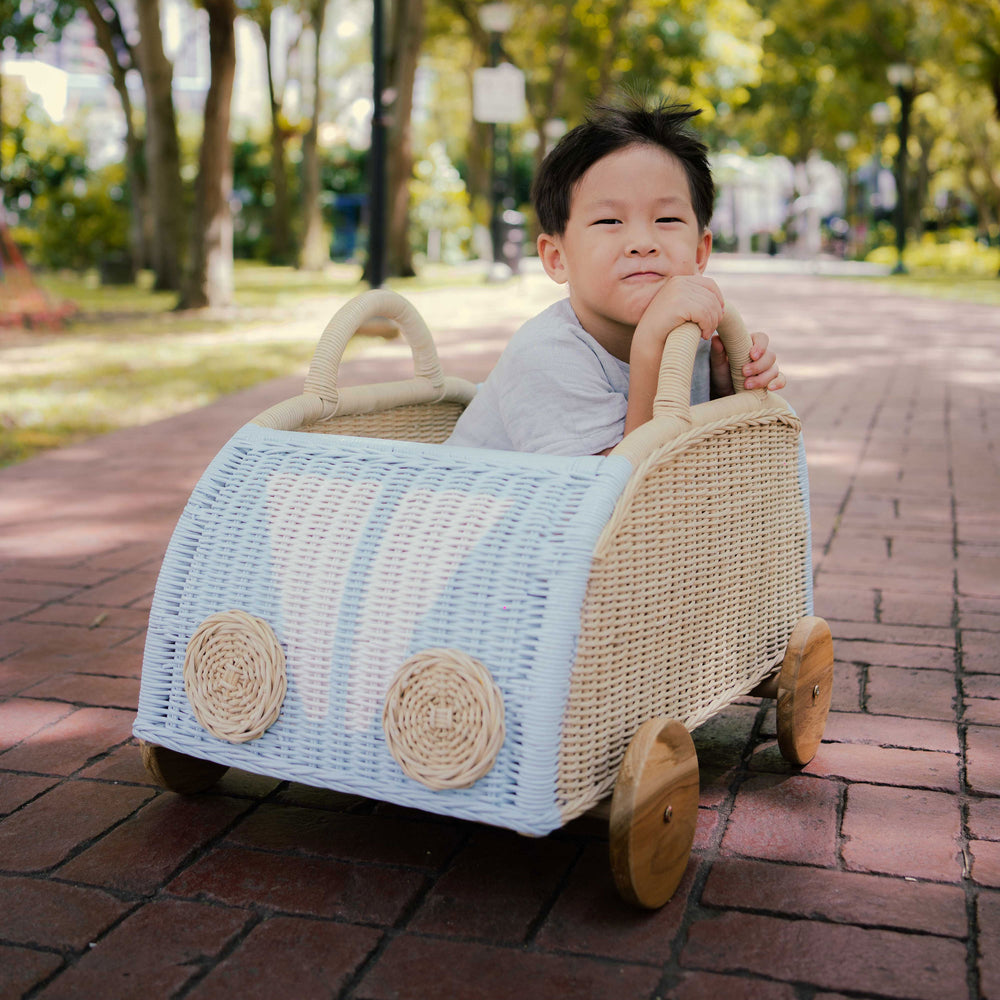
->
xmin=473 ymin=63 xmax=527 ymax=124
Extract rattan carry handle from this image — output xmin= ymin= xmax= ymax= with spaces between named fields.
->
xmin=303 ymin=289 xmax=446 ymax=408
xmin=652 ymin=304 xmax=766 ymax=420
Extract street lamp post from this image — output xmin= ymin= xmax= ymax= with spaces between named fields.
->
xmin=835 ymin=131 xmax=856 ymax=256
xmin=869 ymin=101 xmax=892 ymax=254
xmin=367 ymin=0 xmax=387 ymax=288
xmin=887 ymin=62 xmax=915 ymax=275
xmin=477 ymin=3 xmax=514 ymax=272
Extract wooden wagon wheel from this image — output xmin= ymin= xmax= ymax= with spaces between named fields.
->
xmin=776 ymin=616 xmax=834 ymax=766
xmin=609 ymin=717 xmax=699 ymax=908
xmin=140 ymin=740 xmax=229 ymax=794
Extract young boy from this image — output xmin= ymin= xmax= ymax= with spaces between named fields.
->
xmin=447 ymin=99 xmax=785 ymax=456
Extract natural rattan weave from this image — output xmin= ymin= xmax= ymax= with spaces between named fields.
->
xmin=250 ymin=288 xmax=476 ymax=438
xmin=183 ymin=610 xmax=287 ymax=743
xmin=557 ymin=404 xmax=808 ymax=819
xmin=299 ymin=401 xmax=467 ymax=443
xmin=382 ymin=648 xmax=506 ymax=789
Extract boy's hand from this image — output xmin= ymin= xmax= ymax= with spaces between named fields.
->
xmin=636 ymin=274 xmax=726 ymax=346
xmin=709 ymin=331 xmax=786 ymax=397
xmin=624 ymin=274 xmax=725 ymax=438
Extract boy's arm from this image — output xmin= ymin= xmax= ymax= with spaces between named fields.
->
xmin=708 ymin=331 xmax=786 ymax=398
xmin=598 ymin=277 xmax=785 ymax=455
xmin=623 ymin=275 xmax=725 ymax=438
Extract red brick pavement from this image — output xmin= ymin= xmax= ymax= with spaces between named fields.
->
xmin=2 ymin=260 xmax=998 ymax=999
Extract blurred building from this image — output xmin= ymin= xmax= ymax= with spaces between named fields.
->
xmin=711 ymin=150 xmax=844 ymax=257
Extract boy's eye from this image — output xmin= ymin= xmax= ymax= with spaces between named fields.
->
xmin=657 ymin=217 xmax=683 ymax=224
xmin=593 ymin=218 xmax=620 ymax=225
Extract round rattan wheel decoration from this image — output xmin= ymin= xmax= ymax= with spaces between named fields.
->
xmin=382 ymin=649 xmax=505 ymax=790
xmin=184 ymin=610 xmax=286 ymax=743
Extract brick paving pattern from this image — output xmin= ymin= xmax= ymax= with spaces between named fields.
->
xmin=1 ymin=262 xmax=998 ymax=999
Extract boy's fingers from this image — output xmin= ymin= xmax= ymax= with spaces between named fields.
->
xmin=743 ymin=354 xmax=776 ymax=376
xmin=746 ymin=362 xmax=784 ymax=389
xmin=741 ymin=332 xmax=784 ymax=391
xmin=747 ymin=330 xmax=769 ymax=361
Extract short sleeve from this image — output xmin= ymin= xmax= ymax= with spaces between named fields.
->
xmin=446 ymin=298 xmax=708 ymax=457
xmin=497 ymin=340 xmax=628 ymax=455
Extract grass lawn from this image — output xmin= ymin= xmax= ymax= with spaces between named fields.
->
xmin=861 ymin=272 xmax=1000 ymax=307
xmin=1 ymin=262 xmax=372 ymax=467
xmin=2 ymin=257 xmax=999 ymax=468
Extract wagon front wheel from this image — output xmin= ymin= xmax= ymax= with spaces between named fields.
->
xmin=776 ymin=616 xmax=834 ymax=766
xmin=140 ymin=740 xmax=229 ymax=794
xmin=609 ymin=718 xmax=699 ymax=909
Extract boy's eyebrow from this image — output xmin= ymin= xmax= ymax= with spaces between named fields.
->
xmin=581 ymin=195 xmax=689 ymax=210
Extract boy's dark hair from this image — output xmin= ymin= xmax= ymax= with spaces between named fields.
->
xmin=531 ymin=98 xmax=715 ymax=236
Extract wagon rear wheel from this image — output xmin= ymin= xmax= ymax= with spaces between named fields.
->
xmin=776 ymin=616 xmax=834 ymax=766
xmin=140 ymin=740 xmax=229 ymax=794
xmin=609 ymin=718 xmax=699 ymax=909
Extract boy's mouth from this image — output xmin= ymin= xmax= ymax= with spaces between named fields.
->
xmin=622 ymin=270 xmax=664 ymax=281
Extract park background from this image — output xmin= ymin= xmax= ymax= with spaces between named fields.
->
xmin=1 ymin=0 xmax=999 ymax=467
xmin=2 ymin=5 xmax=1000 ymax=999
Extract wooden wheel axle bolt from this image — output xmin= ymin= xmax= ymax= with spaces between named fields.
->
xmin=813 ymin=684 xmax=820 ymax=699
xmin=663 ymin=805 xmax=673 ymax=823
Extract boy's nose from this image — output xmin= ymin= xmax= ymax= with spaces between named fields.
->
xmin=629 ymin=244 xmax=658 ymax=255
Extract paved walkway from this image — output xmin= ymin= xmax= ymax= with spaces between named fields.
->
xmin=1 ymin=261 xmax=998 ymax=1000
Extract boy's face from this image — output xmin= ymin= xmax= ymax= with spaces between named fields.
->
xmin=537 ymin=143 xmax=711 ymax=351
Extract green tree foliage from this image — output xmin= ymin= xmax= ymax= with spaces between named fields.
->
xmin=737 ymin=0 xmax=940 ymax=160
xmin=231 ymin=131 xmax=369 ymax=262
xmin=737 ymin=0 xmax=1000 ymax=243
xmin=0 ymin=0 xmax=77 ymax=206
xmin=945 ymin=0 xmax=1000 ymax=118
xmin=20 ymin=164 xmax=130 ymax=270
xmin=3 ymin=84 xmax=129 ymax=269
xmin=424 ymin=0 xmax=773 ymax=245
xmin=0 ymin=0 xmax=77 ymax=50
xmin=1 ymin=85 xmax=88 ymax=206
xmin=410 ymin=140 xmax=474 ymax=261
xmin=434 ymin=0 xmax=769 ymax=149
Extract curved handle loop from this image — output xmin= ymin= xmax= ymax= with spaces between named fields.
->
xmin=652 ymin=303 xmax=766 ymax=421
xmin=303 ymin=289 xmax=445 ymax=410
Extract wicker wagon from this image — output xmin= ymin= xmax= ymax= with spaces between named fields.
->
xmin=134 ymin=288 xmax=834 ymax=908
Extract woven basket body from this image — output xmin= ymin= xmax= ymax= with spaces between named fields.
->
xmin=134 ymin=290 xmax=813 ymax=838
xmin=556 ymin=401 xmax=811 ymax=821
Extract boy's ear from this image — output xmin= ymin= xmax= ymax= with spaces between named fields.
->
xmin=537 ymin=232 xmax=569 ymax=284
xmin=695 ymin=228 xmax=713 ymax=273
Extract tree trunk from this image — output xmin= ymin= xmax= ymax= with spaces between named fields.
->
xmin=912 ymin=115 xmax=933 ymax=237
xmin=0 ymin=75 xmax=6 ymax=216
xmin=134 ymin=0 xmax=184 ymax=291
xmin=382 ymin=0 xmax=425 ymax=279
xmin=80 ymin=0 xmax=151 ymax=276
xmin=260 ymin=13 xmax=294 ymax=265
xmin=299 ymin=0 xmax=330 ymax=271
xmin=179 ymin=0 xmax=237 ymax=309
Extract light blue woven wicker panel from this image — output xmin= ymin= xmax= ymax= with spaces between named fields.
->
xmin=135 ymin=424 xmax=632 ymax=835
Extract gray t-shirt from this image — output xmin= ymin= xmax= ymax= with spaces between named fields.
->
xmin=447 ymin=297 xmax=711 ymax=456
